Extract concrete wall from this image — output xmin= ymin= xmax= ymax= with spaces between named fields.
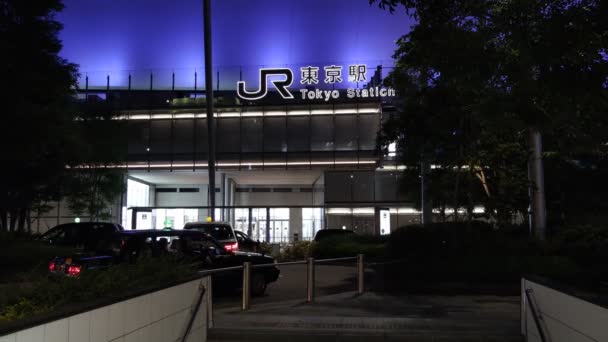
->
xmin=155 ymin=185 xmax=207 ymax=207
xmin=154 ymin=184 xmax=223 ymax=208
xmin=0 ymin=277 xmax=210 ymax=342
xmin=235 ymin=189 xmax=313 ymax=207
xmin=522 ymin=278 xmax=608 ymax=342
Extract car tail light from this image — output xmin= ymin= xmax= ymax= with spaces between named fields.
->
xmin=67 ymin=265 xmax=82 ymax=276
xmin=48 ymin=261 xmax=56 ymax=272
xmin=224 ymin=242 xmax=238 ymax=252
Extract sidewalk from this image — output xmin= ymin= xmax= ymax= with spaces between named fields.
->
xmin=208 ymin=291 xmax=523 ymax=341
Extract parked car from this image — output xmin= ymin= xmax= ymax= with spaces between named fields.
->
xmin=40 ymin=222 xmax=124 ymax=252
xmin=43 ymin=222 xmax=124 ymax=276
xmin=313 ymin=228 xmax=356 ymax=242
xmin=234 ymin=230 xmax=262 ymax=253
xmin=183 ymin=221 xmax=238 ymax=252
xmin=50 ymin=229 xmax=280 ymax=296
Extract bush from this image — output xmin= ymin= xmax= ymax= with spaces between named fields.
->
xmin=0 ymin=256 xmax=199 ymax=323
xmin=257 ymin=242 xmax=274 ymax=256
xmin=310 ymin=235 xmax=387 ymax=260
xmin=0 ymin=233 xmax=76 ymax=283
xmin=375 ymin=221 xmax=605 ymax=293
xmin=387 ymin=221 xmax=540 ymax=259
xmin=551 ymin=225 xmax=608 ymax=263
xmin=278 ymin=241 xmax=311 ymax=261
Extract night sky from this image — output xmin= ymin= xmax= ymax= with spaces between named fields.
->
xmin=57 ymin=0 xmax=413 ymax=88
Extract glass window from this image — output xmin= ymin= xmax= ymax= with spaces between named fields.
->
xmin=173 ymin=119 xmax=194 ymax=156
xmin=154 ymin=208 xmax=199 ymax=230
xmin=334 ymin=115 xmax=358 ymax=151
xmin=217 ymin=118 xmax=240 ymax=153
xmin=263 ymin=117 xmax=287 ymax=152
xmin=127 ymin=121 xmax=149 ymax=155
xmin=150 ymin=120 xmax=172 ymax=154
xmin=310 ymin=116 xmax=334 ymax=151
xmin=234 ymin=208 xmax=250 ymax=233
xmin=127 ymin=179 xmax=150 ymax=207
xmin=241 ymin=118 xmax=263 ymax=153
xmin=251 ymin=208 xmax=267 ymax=241
xmin=302 ymin=208 xmax=323 ymax=241
xmin=195 ymin=119 xmax=209 ymax=154
xmin=287 ymin=116 xmax=310 ymax=152
xmin=359 ymin=114 xmax=379 ymax=151
xmin=124 ymin=179 xmax=150 ymax=230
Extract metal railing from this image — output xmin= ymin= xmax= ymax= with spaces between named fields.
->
xmin=199 ymin=254 xmax=365 ymax=315
xmin=524 ymin=288 xmax=551 ymax=342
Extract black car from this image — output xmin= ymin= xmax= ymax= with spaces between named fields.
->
xmin=234 ymin=230 xmax=262 ymax=253
xmin=50 ymin=229 xmax=280 ymax=296
xmin=43 ymin=222 xmax=124 ymax=276
xmin=40 ymin=222 xmax=124 ymax=250
xmin=183 ymin=222 xmax=239 ymax=252
xmin=313 ymin=228 xmax=356 ymax=242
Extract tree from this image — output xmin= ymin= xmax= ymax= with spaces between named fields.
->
xmin=373 ymin=0 xmax=608 ymax=234
xmin=63 ymin=100 xmax=128 ymax=221
xmin=0 ymin=0 xmax=79 ymax=232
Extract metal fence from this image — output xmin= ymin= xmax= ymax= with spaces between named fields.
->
xmin=198 ymin=254 xmax=365 ymax=326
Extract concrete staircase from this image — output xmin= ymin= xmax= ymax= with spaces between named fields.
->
xmin=207 ymin=292 xmax=524 ymax=342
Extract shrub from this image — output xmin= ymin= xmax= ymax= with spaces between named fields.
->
xmin=387 ymin=221 xmax=540 ymax=259
xmin=310 ymin=234 xmax=387 ymax=259
xmin=0 ymin=256 xmax=199 ymax=323
xmin=257 ymin=242 xmax=274 ymax=256
xmin=278 ymin=241 xmax=312 ymax=261
xmin=551 ymin=225 xmax=608 ymax=263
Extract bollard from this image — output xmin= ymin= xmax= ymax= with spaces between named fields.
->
xmin=357 ymin=254 xmax=364 ymax=295
xmin=306 ymin=257 xmax=315 ymax=303
xmin=242 ymin=262 xmax=251 ymax=310
xmin=207 ymin=276 xmax=213 ymax=328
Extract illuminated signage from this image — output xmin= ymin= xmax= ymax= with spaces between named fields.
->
xmin=237 ymin=64 xmax=396 ymax=101
xmin=379 ymin=209 xmax=390 ymax=235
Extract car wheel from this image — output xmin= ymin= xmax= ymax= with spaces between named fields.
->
xmin=251 ymin=273 xmax=267 ymax=297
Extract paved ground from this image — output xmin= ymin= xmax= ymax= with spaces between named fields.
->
xmin=209 ymin=264 xmax=523 ymax=341
xmin=210 ymin=292 xmax=522 ymax=341
xmin=214 ymin=264 xmax=359 ymax=309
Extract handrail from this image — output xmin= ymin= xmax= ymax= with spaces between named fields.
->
xmin=180 ymin=281 xmax=206 ymax=342
xmin=196 ymin=254 xmax=365 ymax=313
xmin=198 ymin=265 xmax=243 ymax=275
xmin=314 ymin=256 xmax=358 ymax=263
xmin=197 ymin=257 xmax=356 ymax=275
xmin=525 ymin=288 xmax=550 ymax=342
xmin=252 ymin=260 xmax=307 ymax=269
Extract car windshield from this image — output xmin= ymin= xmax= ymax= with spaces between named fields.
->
xmin=185 ymin=224 xmax=235 ymax=240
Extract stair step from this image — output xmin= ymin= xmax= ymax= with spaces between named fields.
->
xmin=208 ymin=327 xmax=524 ymax=342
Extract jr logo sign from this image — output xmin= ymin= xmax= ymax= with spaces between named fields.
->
xmin=237 ymin=68 xmax=294 ymax=100
xmin=236 ymin=64 xmax=396 ymax=101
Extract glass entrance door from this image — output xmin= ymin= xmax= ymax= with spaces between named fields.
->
xmin=269 ymin=220 xmax=289 ymax=243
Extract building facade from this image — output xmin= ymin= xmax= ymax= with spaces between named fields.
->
xmin=35 ymin=65 xmax=421 ymax=241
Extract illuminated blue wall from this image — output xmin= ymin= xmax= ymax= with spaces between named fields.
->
xmin=58 ymin=0 xmax=412 ymax=89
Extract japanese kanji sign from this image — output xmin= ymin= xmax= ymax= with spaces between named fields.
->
xmin=236 ymin=64 xmax=396 ymax=101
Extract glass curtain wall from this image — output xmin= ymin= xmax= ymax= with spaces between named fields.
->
xmin=302 ymin=208 xmax=323 ymax=240
xmin=125 ymin=112 xmax=380 ymax=168
xmin=123 ymin=179 xmax=150 ymax=229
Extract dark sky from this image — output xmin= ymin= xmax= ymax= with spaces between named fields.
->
xmin=57 ymin=0 xmax=413 ymax=88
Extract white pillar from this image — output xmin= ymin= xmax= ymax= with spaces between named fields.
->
xmin=289 ymin=208 xmax=303 ymax=242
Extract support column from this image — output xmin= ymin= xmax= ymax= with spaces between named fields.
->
xmin=265 ymin=207 xmax=271 ymax=243
xmin=420 ymin=160 xmax=432 ymax=225
xmin=203 ymin=0 xmax=216 ymax=219
xmin=221 ymin=173 xmax=227 ymax=221
xmin=289 ymin=208 xmax=303 ymax=243
xmin=529 ymin=128 xmax=547 ymax=240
